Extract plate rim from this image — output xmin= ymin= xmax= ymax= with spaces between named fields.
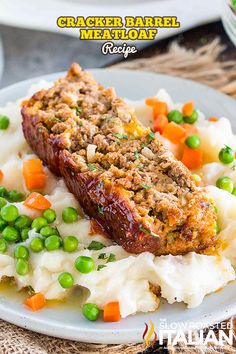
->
xmin=1 ymin=68 xmax=236 ymax=107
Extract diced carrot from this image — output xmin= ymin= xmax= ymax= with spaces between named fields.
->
xmin=162 ymin=122 xmax=186 ymax=144
xmin=208 ymin=116 xmax=218 ymax=122
xmin=153 ymin=101 xmax=168 ymax=118
xmin=23 ymin=192 xmax=51 ymax=210
xmin=27 ymin=174 xmax=45 ymax=191
xmin=0 ymin=170 xmax=3 ymax=182
xmin=145 ymin=97 xmax=159 ymax=106
xmin=23 ymin=159 xmax=46 ymax=190
xmin=103 ymin=301 xmax=121 ymax=322
xmin=23 ymin=159 xmax=43 ymax=174
xmin=25 ymin=293 xmax=46 ymax=311
xmin=181 ymin=146 xmax=203 ymax=170
xmin=153 ymin=114 xmax=168 ymax=134
xmin=182 ymin=123 xmax=198 ymax=137
xmin=182 ymin=101 xmax=194 ymax=117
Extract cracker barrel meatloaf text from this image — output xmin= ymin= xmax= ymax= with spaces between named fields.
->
xmin=21 ymin=63 xmax=217 ymax=256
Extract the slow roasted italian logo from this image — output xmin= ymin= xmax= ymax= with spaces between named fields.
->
xmin=143 ymin=321 xmax=157 ymax=348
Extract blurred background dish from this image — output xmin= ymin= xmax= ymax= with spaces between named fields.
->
xmin=222 ymin=0 xmax=236 ymax=45
xmin=0 ymin=0 xmax=221 ymax=41
xmin=0 ymin=36 xmax=3 ymax=82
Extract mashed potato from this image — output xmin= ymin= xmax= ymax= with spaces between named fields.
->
xmin=197 ymin=118 xmax=236 ymax=163
xmin=0 ymin=85 xmax=235 ymax=319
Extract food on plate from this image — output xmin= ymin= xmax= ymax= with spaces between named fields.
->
xmin=21 ymin=64 xmax=217 ymax=256
xmin=0 ymin=66 xmax=235 ymax=323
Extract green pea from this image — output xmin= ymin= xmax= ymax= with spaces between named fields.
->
xmin=14 ymin=245 xmax=29 ymax=260
xmin=167 ymin=110 xmax=183 ymax=124
xmin=58 ymin=272 xmax=74 ymax=288
xmin=82 ymin=303 xmax=100 ymax=321
xmin=21 ymin=228 xmax=30 ymax=241
xmin=2 ymin=226 xmax=20 ymax=242
xmin=43 ymin=209 xmax=56 ymax=223
xmin=14 ymin=215 xmax=32 ymax=230
xmin=0 ymin=186 xmax=7 ymax=197
xmin=75 ymin=256 xmax=94 ymax=274
xmin=63 ymin=236 xmax=78 ymax=252
xmin=0 ymin=239 xmax=7 ymax=253
xmin=232 ymin=187 xmax=236 ymax=196
xmin=44 ymin=235 xmax=61 ymax=251
xmin=16 ymin=258 xmax=29 ymax=276
xmin=62 ymin=207 xmax=78 ymax=223
xmin=183 ymin=110 xmax=198 ymax=124
xmin=30 ymin=237 xmax=44 ymax=253
xmin=7 ymin=190 xmax=24 ymax=202
xmin=40 ymin=226 xmax=58 ymax=238
xmin=0 ymin=197 xmax=7 ymax=209
xmin=0 ymin=115 xmax=10 ymax=130
xmin=1 ymin=204 xmax=19 ymax=222
xmin=218 ymin=146 xmax=234 ymax=165
xmin=31 ymin=217 xmax=48 ymax=232
xmin=185 ymin=134 xmax=201 ymax=149
xmin=0 ymin=217 xmax=7 ymax=232
xmin=216 ymin=176 xmax=234 ymax=193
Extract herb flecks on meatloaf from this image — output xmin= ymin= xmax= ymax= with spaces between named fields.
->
xmin=22 ymin=63 xmax=217 ymax=256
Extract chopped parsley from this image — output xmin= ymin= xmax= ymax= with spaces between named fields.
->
xmin=140 ymin=225 xmax=159 ymax=238
xmin=138 ymin=164 xmax=144 ymax=169
xmin=97 ymin=265 xmax=107 ymax=271
xmin=134 ymin=151 xmax=140 ymax=160
xmin=107 ymin=253 xmax=116 ymax=263
xmin=98 ymin=253 xmax=108 ymax=260
xmin=142 ymin=185 xmax=152 ymax=190
xmin=73 ymin=107 xmax=83 ymax=114
xmin=98 ymin=205 xmax=104 ymax=215
xmin=113 ymin=133 xmax=128 ymax=140
xmin=87 ymin=163 xmax=97 ymax=172
xmin=148 ymin=131 xmax=155 ymax=143
xmin=88 ymin=240 xmax=106 ymax=250
xmin=98 ymin=252 xmax=116 ymax=263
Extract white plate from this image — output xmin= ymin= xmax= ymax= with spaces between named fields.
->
xmin=0 ymin=0 xmax=221 ymax=43
xmin=0 ymin=69 xmax=236 ymax=344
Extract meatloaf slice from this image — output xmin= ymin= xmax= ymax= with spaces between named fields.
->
xmin=21 ymin=63 xmax=217 ymax=256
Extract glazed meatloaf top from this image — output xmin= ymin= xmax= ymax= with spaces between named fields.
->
xmin=21 ymin=63 xmax=217 ymax=255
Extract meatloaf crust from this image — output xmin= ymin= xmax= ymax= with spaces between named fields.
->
xmin=21 ymin=63 xmax=217 ymax=256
